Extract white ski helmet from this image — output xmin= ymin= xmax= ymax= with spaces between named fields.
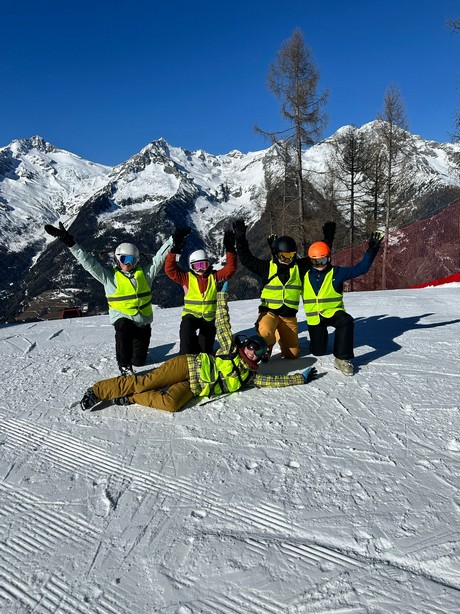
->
xmin=115 ymin=242 xmax=139 ymax=266
xmin=189 ymin=249 xmax=208 ymax=266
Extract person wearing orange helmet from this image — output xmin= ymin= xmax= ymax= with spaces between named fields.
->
xmin=232 ymin=219 xmax=336 ymax=361
xmin=303 ymin=232 xmax=385 ymax=376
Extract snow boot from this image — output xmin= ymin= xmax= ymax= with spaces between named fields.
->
xmin=80 ymin=388 xmax=100 ymax=411
xmin=334 ymin=358 xmax=354 ymax=376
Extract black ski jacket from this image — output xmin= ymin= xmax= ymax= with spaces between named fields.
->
xmin=236 ymin=237 xmax=313 ymax=317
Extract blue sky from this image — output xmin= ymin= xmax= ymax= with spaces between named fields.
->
xmin=1 ymin=0 xmax=459 ymax=165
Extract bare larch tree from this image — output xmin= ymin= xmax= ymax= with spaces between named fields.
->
xmin=255 ymin=28 xmax=328 ymax=249
xmin=376 ymin=83 xmax=410 ymax=289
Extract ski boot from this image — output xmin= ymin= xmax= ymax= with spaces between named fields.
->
xmin=80 ymin=388 xmax=100 ymax=411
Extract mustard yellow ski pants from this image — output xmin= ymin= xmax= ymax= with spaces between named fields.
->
xmin=93 ymin=355 xmax=194 ymax=412
xmin=256 ymin=312 xmax=300 ymax=359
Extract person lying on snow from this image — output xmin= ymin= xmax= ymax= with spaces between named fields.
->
xmin=80 ymin=282 xmax=318 ymax=412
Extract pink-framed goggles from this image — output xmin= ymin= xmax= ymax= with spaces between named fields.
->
xmin=191 ymin=260 xmax=209 ymax=271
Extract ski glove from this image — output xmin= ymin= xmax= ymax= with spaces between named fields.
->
xmin=267 ymin=233 xmax=277 ymax=250
xmin=368 ymin=231 xmax=385 ymax=252
xmin=302 ymin=367 xmax=318 ymax=383
xmin=232 ymin=218 xmax=247 ymax=241
xmin=223 ymin=229 xmax=236 ymax=253
xmin=44 ymin=222 xmax=75 ymax=247
xmin=172 ymin=225 xmax=191 ymax=254
xmin=322 ymin=221 xmax=336 ymax=247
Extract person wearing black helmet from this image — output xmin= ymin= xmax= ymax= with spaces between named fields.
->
xmin=80 ymin=282 xmax=318 ymax=412
xmin=44 ymin=221 xmax=174 ymax=376
xmin=232 ymin=219 xmax=336 ymax=361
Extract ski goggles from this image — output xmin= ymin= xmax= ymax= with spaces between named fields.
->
xmin=191 ymin=260 xmax=208 ymax=272
xmin=245 ymin=339 xmax=267 ymax=360
xmin=310 ymin=256 xmax=329 ymax=266
xmin=119 ymin=254 xmax=137 ymax=265
xmin=277 ymin=251 xmax=296 ymax=263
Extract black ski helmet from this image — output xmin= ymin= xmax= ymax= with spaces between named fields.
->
xmin=272 ymin=235 xmax=297 ymax=254
xmin=234 ymin=333 xmax=267 ymax=361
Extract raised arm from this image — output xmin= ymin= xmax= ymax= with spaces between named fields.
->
xmin=233 ymin=219 xmax=270 ymax=278
xmin=145 ymin=235 xmax=174 ymax=282
xmin=214 ymin=284 xmax=233 ymax=354
xmin=44 ymin=222 xmax=115 ymax=285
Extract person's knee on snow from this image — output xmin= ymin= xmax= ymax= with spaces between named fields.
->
xmin=256 ymin=313 xmax=278 ymax=347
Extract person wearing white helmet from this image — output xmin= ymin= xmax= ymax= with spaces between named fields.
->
xmin=44 ymin=221 xmax=174 ymax=375
xmin=165 ymin=226 xmax=237 ymax=354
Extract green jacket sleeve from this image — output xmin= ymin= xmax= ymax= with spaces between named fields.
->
xmin=144 ymin=236 xmax=174 ymax=284
xmin=69 ymin=244 xmax=117 ymax=290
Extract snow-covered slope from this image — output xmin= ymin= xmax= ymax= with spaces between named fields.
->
xmin=1 ymin=285 xmax=459 ymax=612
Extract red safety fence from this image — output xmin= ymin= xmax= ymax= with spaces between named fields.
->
xmin=407 ymin=272 xmax=460 ymax=288
xmin=332 ymin=200 xmax=460 ymax=291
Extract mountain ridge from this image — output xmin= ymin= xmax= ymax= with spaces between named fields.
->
xmin=1 ymin=123 xmax=459 ymax=322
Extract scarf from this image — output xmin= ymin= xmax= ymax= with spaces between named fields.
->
xmin=238 ymin=348 xmax=259 ymax=371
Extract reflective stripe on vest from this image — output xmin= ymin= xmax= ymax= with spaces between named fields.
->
xmin=182 ymin=273 xmax=217 ymax=321
xmin=260 ymin=261 xmax=301 ymax=311
xmin=106 ymin=269 xmax=153 ymax=317
xmin=198 ymin=353 xmax=252 ymax=397
xmin=302 ymin=268 xmax=345 ymax=325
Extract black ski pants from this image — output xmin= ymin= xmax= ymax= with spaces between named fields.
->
xmin=308 ymin=310 xmax=355 ymax=360
xmin=179 ymin=314 xmax=216 ymax=355
xmin=114 ymin=318 xmax=151 ymax=368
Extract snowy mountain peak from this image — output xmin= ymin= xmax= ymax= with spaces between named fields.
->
xmin=10 ymin=135 xmax=55 ymax=155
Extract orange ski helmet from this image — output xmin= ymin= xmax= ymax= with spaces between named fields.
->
xmin=307 ymin=241 xmax=331 ymax=259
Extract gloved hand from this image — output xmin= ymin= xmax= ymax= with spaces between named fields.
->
xmin=322 ymin=221 xmax=336 ymax=247
xmin=217 ymin=280 xmax=229 ymax=292
xmin=232 ymin=218 xmax=247 ymax=241
xmin=368 ymin=231 xmax=385 ymax=252
xmin=302 ymin=367 xmax=318 ymax=383
xmin=172 ymin=225 xmax=191 ymax=254
xmin=267 ymin=233 xmax=277 ymax=250
xmin=223 ymin=229 xmax=236 ymax=253
xmin=44 ymin=222 xmax=75 ymax=247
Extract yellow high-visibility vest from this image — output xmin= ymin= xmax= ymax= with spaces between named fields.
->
xmin=182 ymin=273 xmax=217 ymax=321
xmin=260 ymin=261 xmax=301 ymax=311
xmin=302 ymin=268 xmax=344 ymax=325
xmin=198 ymin=352 xmax=252 ymax=396
xmin=106 ymin=269 xmax=152 ymax=317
